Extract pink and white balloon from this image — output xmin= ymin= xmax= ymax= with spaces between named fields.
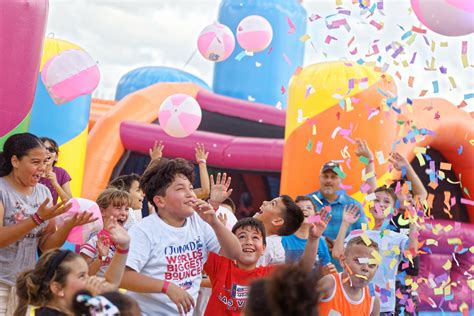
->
xmin=197 ymin=22 xmax=235 ymax=62
xmin=411 ymin=0 xmax=474 ymax=36
xmin=236 ymin=15 xmax=273 ymax=52
xmin=56 ymin=198 xmax=103 ymax=244
xmin=41 ymin=49 xmax=100 ymax=104
xmin=158 ymin=94 xmax=202 ymax=138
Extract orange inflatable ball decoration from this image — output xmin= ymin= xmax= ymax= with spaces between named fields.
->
xmin=281 ymin=61 xmax=398 ymax=199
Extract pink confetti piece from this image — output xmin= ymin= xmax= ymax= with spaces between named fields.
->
xmin=325 ymin=35 xmax=338 ymax=44
xmin=347 ymin=36 xmax=355 ymax=47
xmin=461 ymin=41 xmax=468 ymax=54
xmin=315 ymin=141 xmax=323 ymax=154
xmin=369 ymin=19 xmax=383 ymax=30
xmin=343 ymin=136 xmax=356 ymax=144
xmin=281 ymin=85 xmax=286 ymax=94
xmin=287 ymin=16 xmax=296 ymax=34
xmin=309 ymin=13 xmax=321 ymax=22
xmin=361 ymin=182 xmax=371 ymax=193
xmin=460 ymin=198 xmax=474 ymax=206
xmin=349 ymin=47 xmax=358 ymax=55
xmin=282 ymin=53 xmax=292 ymax=66
xmin=411 ymin=26 xmax=426 ymax=34
xmin=307 ymin=214 xmax=321 ymax=223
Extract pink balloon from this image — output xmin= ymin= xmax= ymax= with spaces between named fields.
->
xmin=411 ymin=0 xmax=474 ymax=36
xmin=56 ymin=198 xmax=103 ymax=244
xmin=197 ymin=22 xmax=235 ymax=62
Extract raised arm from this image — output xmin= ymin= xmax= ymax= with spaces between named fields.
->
xmin=193 ymin=143 xmax=210 ymax=200
xmin=45 ymin=168 xmax=72 ymax=202
xmin=104 ymin=216 xmax=130 ymax=288
xmin=355 ymin=139 xmax=377 ymax=194
xmin=332 ymin=204 xmax=360 ymax=260
xmin=300 ymin=207 xmax=331 ymax=272
xmin=389 ymin=152 xmax=428 ymax=201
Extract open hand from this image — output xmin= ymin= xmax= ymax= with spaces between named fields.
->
xmin=195 ymin=143 xmax=209 ymax=162
xmin=342 ymin=204 xmax=360 ymax=225
xmin=192 ymin=200 xmax=217 ymax=225
xmin=36 ymin=199 xmax=72 ymax=221
xmin=64 ymin=211 xmax=97 ymax=228
xmin=86 ymin=275 xmax=116 ymax=295
xmin=149 ymin=141 xmax=164 ymax=161
xmin=167 ymin=282 xmax=195 ymax=315
xmin=309 ymin=207 xmax=332 ymax=239
xmin=355 ymin=139 xmax=374 ymax=160
xmin=388 ymin=152 xmax=409 ymax=171
xmin=104 ymin=216 xmax=130 ymax=249
xmin=209 ymin=173 xmax=232 ymax=204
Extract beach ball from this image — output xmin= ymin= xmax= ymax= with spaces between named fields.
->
xmin=236 ymin=15 xmax=273 ymax=52
xmin=197 ymin=22 xmax=235 ymax=62
xmin=158 ymin=94 xmax=202 ymax=138
xmin=411 ymin=0 xmax=474 ymax=36
xmin=41 ymin=49 xmax=100 ymax=104
xmin=56 ymin=198 xmax=103 ymax=244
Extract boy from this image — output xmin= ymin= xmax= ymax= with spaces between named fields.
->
xmin=318 ymin=236 xmax=380 ymax=315
xmin=205 ymin=208 xmax=332 ymax=315
xmin=282 ymin=196 xmax=332 ymax=269
xmin=121 ymin=158 xmax=242 ymax=315
xmin=253 ymin=195 xmax=304 ymax=266
xmin=333 ymin=187 xmax=419 ymax=315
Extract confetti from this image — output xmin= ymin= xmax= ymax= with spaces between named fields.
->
xmin=315 ymin=141 xmax=323 ymax=154
xmin=286 ymin=16 xmax=296 ymax=34
xmin=432 ymin=81 xmax=439 ymax=93
xmin=325 ymin=35 xmax=338 ymax=44
xmin=299 ymin=34 xmax=311 ymax=42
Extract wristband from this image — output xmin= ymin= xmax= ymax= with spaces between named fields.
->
xmin=162 ymin=280 xmax=170 ymax=294
xmin=31 ymin=213 xmax=44 ymax=226
xmin=198 ymin=159 xmax=206 ymax=164
xmin=116 ymin=247 xmax=129 ymax=254
xmin=208 ymin=200 xmax=219 ymax=211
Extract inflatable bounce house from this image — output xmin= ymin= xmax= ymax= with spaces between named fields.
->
xmin=0 ymin=0 xmax=473 ymax=314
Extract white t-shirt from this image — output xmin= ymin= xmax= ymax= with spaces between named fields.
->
xmin=126 ymin=212 xmax=221 ymax=315
xmin=345 ymin=229 xmax=408 ymax=313
xmin=80 ymin=233 xmax=116 ymax=277
xmin=124 ymin=208 xmax=141 ymax=231
xmin=257 ymin=235 xmax=285 ymax=267
xmin=215 ymin=206 xmax=238 ymax=230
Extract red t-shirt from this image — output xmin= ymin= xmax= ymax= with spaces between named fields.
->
xmin=204 ymin=252 xmax=275 ymax=316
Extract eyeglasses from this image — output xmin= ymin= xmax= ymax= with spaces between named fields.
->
xmin=45 ymin=147 xmax=56 ymax=153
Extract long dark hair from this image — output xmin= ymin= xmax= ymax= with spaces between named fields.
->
xmin=0 ymin=133 xmax=44 ymax=177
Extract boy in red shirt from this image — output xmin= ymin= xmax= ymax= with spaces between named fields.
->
xmin=204 ymin=209 xmax=331 ymax=315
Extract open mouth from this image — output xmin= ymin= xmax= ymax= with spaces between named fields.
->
xmin=242 ymin=248 xmax=255 ymax=253
xmin=117 ymin=219 xmax=125 ymax=226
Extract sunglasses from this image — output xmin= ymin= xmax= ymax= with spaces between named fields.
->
xmin=45 ymin=147 xmax=56 ymax=153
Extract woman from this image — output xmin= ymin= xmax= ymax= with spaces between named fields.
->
xmin=0 ymin=133 xmax=94 ymax=314
xmin=39 ymin=137 xmax=73 ymax=205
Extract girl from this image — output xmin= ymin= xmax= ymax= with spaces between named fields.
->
xmin=0 ymin=133 xmax=93 ymax=314
xmin=39 ymin=137 xmax=73 ymax=205
xmin=15 ymin=216 xmax=130 ymax=315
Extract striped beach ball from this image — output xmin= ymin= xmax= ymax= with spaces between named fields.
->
xmin=236 ymin=15 xmax=273 ymax=52
xmin=197 ymin=22 xmax=235 ymax=62
xmin=158 ymin=94 xmax=202 ymax=138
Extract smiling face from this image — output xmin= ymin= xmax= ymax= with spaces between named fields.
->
xmin=154 ymin=174 xmax=197 ymax=225
xmin=343 ymin=244 xmax=379 ymax=289
xmin=370 ymin=191 xmax=395 ymax=221
xmin=11 ymin=146 xmax=48 ymax=187
xmin=55 ymin=257 xmax=89 ymax=310
xmin=319 ymin=170 xmax=341 ymax=199
xmin=102 ymin=203 xmax=129 ymax=226
xmin=235 ymin=225 xmax=266 ymax=269
xmin=43 ymin=140 xmax=58 ymax=167
xmin=129 ymin=180 xmax=145 ymax=210
xmin=253 ymin=197 xmax=285 ymax=232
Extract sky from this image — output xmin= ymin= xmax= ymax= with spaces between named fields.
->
xmin=46 ymin=0 xmax=474 ymax=110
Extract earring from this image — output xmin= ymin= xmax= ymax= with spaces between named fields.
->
xmin=60 ymin=291 xmax=65 ymax=297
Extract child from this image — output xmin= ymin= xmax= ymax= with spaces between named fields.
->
xmin=333 ymin=187 xmax=419 ymax=314
xmin=204 ymin=207 xmax=332 ymax=315
xmin=80 ymin=188 xmax=130 ymax=277
xmin=15 ymin=217 xmax=130 ymax=316
xmin=282 ymin=196 xmax=333 ymax=269
xmin=318 ymin=236 xmax=380 ymax=316
xmin=108 ymin=173 xmax=145 ymax=229
xmin=72 ymin=289 xmax=141 ymax=316
xmin=253 ymin=195 xmax=304 ymax=266
xmin=245 ymin=264 xmax=320 ymax=316
xmin=121 ymin=159 xmax=242 ymax=315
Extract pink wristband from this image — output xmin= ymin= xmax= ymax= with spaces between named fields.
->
xmin=162 ymin=280 xmax=170 ymax=294
xmin=198 ymin=159 xmax=206 ymax=164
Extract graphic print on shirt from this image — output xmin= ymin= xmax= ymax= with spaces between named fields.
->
xmin=164 ymin=236 xmax=204 ymax=290
xmin=216 ymin=283 xmax=249 ymax=312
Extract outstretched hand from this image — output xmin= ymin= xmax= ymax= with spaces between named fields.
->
xmin=192 ymin=199 xmax=218 ymax=225
xmin=149 ymin=141 xmax=164 ymax=161
xmin=388 ymin=152 xmax=409 ymax=171
xmin=195 ymin=143 xmax=209 ymax=162
xmin=342 ymin=204 xmax=360 ymax=225
xmin=64 ymin=211 xmax=97 ymax=228
xmin=104 ymin=216 xmax=130 ymax=249
xmin=308 ymin=207 xmax=332 ymax=239
xmin=36 ymin=199 xmax=72 ymax=221
xmin=209 ymin=173 xmax=232 ymax=204
xmin=355 ymin=139 xmax=374 ymax=160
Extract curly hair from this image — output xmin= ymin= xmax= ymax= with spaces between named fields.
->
xmin=15 ymin=249 xmax=80 ymax=316
xmin=246 ymin=264 xmax=320 ymax=316
xmin=140 ymin=158 xmax=195 ymax=209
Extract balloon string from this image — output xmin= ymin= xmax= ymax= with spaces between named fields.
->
xmin=182 ymin=49 xmax=197 ymax=69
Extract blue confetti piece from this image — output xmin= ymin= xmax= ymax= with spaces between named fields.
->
xmin=235 ymin=50 xmax=249 ymax=61
xmin=464 ymin=93 xmax=474 ymax=99
xmin=377 ymin=55 xmax=382 ymax=62
xmin=339 ymin=99 xmax=345 ymax=109
xmin=401 ymin=166 xmax=406 ymax=178
xmin=458 ymin=145 xmax=463 ymax=155
xmin=401 ymin=31 xmax=413 ymax=40
xmin=432 ymin=81 xmax=439 ymax=93
xmin=357 ymin=58 xmax=365 ymax=65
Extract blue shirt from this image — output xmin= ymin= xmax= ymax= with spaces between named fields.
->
xmin=281 ymin=234 xmax=331 ymax=266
